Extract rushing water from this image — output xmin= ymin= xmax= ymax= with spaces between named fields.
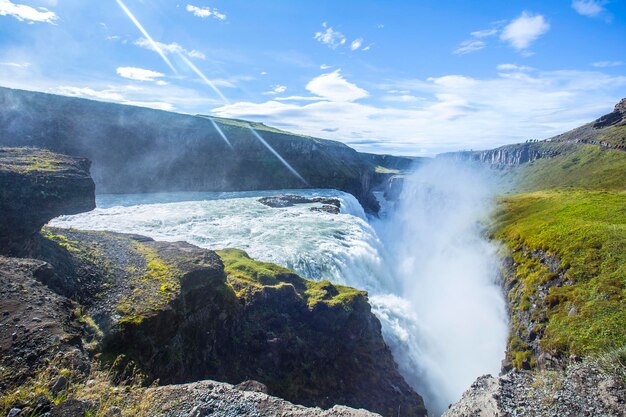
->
xmin=51 ymin=162 xmax=508 ymax=416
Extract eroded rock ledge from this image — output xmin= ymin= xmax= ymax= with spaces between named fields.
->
xmin=0 ymin=148 xmax=95 ymax=256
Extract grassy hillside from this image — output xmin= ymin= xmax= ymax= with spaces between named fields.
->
xmin=491 ymin=142 xmax=626 ymax=370
xmin=512 ymin=145 xmax=626 ymax=192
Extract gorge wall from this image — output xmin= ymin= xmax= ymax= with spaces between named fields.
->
xmin=0 ymin=87 xmax=388 ymax=212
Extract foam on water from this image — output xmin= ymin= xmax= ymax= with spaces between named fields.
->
xmin=51 ymin=189 xmax=393 ymax=293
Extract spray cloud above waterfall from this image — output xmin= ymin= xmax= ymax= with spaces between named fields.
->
xmin=372 ymin=159 xmax=509 ymax=415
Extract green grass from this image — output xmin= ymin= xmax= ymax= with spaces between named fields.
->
xmin=217 ymin=248 xmax=366 ymax=310
xmin=598 ymin=125 xmax=626 ymax=148
xmin=512 ymin=145 xmax=626 ymax=192
xmin=490 ymin=190 xmax=626 ymax=362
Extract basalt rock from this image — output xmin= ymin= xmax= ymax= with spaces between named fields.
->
xmin=259 ymin=194 xmax=341 ymax=210
xmin=38 ymin=229 xmax=427 ymax=416
xmin=443 ymin=361 xmax=626 ymax=417
xmin=0 ymin=147 xmax=95 ymax=256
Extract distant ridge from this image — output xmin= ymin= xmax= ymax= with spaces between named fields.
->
xmin=0 ymin=86 xmax=421 ymax=213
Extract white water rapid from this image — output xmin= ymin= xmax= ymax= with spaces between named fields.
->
xmin=50 ymin=160 xmax=508 ymax=416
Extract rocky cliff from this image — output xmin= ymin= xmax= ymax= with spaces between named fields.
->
xmin=0 ymin=148 xmax=95 ymax=256
xmin=0 ymin=147 xmax=427 ymax=417
xmin=438 ymin=97 xmax=626 ymax=167
xmin=0 ymin=87 xmax=383 ymax=212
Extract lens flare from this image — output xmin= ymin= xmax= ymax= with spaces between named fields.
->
xmin=249 ymin=127 xmax=308 ymax=185
xmin=177 ymin=52 xmax=229 ymax=104
xmin=115 ymin=0 xmax=177 ymax=74
xmin=208 ymin=117 xmax=233 ymax=149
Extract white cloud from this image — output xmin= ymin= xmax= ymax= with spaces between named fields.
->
xmin=54 ymin=86 xmax=175 ymax=111
xmin=264 ymin=84 xmax=287 ymax=95
xmin=351 ymin=38 xmax=363 ymax=51
xmin=116 ymin=67 xmax=165 ymax=82
xmin=470 ymin=28 xmax=498 ymax=38
xmin=500 ymin=12 xmax=550 ymax=50
xmin=305 ymin=70 xmax=368 ymax=102
xmin=212 ymin=69 xmax=626 ymax=155
xmin=497 ymin=63 xmax=533 ymax=72
xmin=454 ymin=40 xmax=485 ymax=55
xmin=571 ymin=0 xmax=606 ymax=17
xmin=0 ymin=61 xmax=30 ymax=68
xmin=320 ymin=64 xmax=332 ymax=70
xmin=592 ymin=60 xmax=623 ymax=68
xmin=186 ymin=4 xmax=226 ymax=21
xmin=313 ymin=22 xmax=346 ymax=49
xmin=134 ymin=38 xmax=206 ymax=60
xmin=0 ymin=0 xmax=57 ymax=24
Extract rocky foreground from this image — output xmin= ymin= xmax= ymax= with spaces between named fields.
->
xmin=444 ymin=361 xmax=625 ymax=417
xmin=0 ymin=147 xmax=426 ymax=416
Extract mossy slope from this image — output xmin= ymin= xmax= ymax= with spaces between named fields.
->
xmin=489 ymin=137 xmax=626 ymax=370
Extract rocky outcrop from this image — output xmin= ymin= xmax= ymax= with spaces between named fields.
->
xmin=440 ymin=98 xmax=626 ymax=166
xmin=593 ymin=98 xmax=626 ymax=129
xmin=259 ymin=195 xmax=341 ymax=213
xmin=140 ymin=379 xmax=381 ymax=417
xmin=438 ymin=142 xmax=579 ymax=167
xmin=0 ymin=87 xmax=381 ymax=213
xmin=37 ymin=229 xmax=426 ymax=416
xmin=0 ymin=148 xmax=95 ymax=256
xmin=443 ymin=361 xmax=626 ymax=417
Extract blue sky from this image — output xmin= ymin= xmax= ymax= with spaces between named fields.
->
xmin=0 ymin=0 xmax=625 ymax=155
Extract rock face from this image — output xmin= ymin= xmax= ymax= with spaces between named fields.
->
xmin=439 ymin=98 xmax=626 ymax=166
xmin=443 ymin=361 xmax=626 ymax=417
xmin=0 ymin=256 xmax=88 ymax=391
xmin=0 ymin=87 xmax=380 ymax=213
xmin=438 ymin=142 xmax=579 ymax=167
xmin=38 ymin=230 xmax=427 ymax=416
xmin=259 ymin=194 xmax=342 ymax=213
xmin=0 ymin=148 xmax=95 ymax=256
xmin=141 ymin=379 xmax=381 ymax=417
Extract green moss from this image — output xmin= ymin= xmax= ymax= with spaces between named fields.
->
xmin=217 ymin=248 xmax=366 ymax=310
xmin=44 ymin=231 xmax=82 ymax=253
xmin=0 ymin=148 xmax=67 ymax=173
xmin=116 ymin=243 xmax=181 ymax=324
xmin=491 ymin=190 xmax=626 ymax=363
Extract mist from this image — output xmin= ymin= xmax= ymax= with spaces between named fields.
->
xmin=372 ymin=159 xmax=508 ymax=416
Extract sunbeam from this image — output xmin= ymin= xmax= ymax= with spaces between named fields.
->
xmin=208 ymin=117 xmax=233 ymax=149
xmin=115 ymin=0 xmax=177 ymax=74
xmin=177 ymin=52 xmax=229 ymax=104
xmin=248 ymin=127 xmax=308 ymax=185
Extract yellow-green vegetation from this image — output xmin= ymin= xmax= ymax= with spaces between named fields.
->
xmin=116 ymin=243 xmax=181 ymax=324
xmin=199 ymin=115 xmax=312 ymax=138
xmin=44 ymin=231 xmax=82 ymax=253
xmin=491 ymin=190 xmax=626 ymax=364
xmin=217 ymin=248 xmax=366 ymax=310
xmin=0 ymin=148 xmax=66 ymax=173
xmin=0 ymin=355 xmax=148 ymax=417
xmin=374 ymin=165 xmax=401 ymax=174
xmin=598 ymin=125 xmax=626 ymax=148
xmin=513 ymin=145 xmax=626 ymax=192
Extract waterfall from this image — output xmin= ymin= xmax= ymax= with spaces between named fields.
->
xmin=371 ymin=159 xmax=508 ymax=415
xmin=51 ymin=174 xmax=508 ymax=416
